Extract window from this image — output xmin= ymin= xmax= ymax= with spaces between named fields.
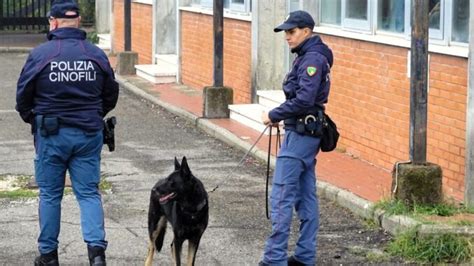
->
xmin=193 ymin=0 xmax=251 ymax=13
xmin=319 ymin=0 xmax=469 ymax=45
xmin=429 ymin=0 xmax=441 ymax=29
xmin=320 ymin=0 xmax=341 ymax=25
xmin=428 ymin=0 xmax=444 ymax=39
xmin=378 ymin=0 xmax=405 ymax=33
xmin=289 ymin=0 xmax=302 ymax=12
xmin=342 ymin=0 xmax=371 ymax=30
xmin=452 ymin=0 xmax=469 ymax=43
xmin=230 ymin=0 xmax=249 ymax=13
xmin=346 ymin=0 xmax=368 ymax=20
xmin=319 ymin=0 xmax=371 ymax=31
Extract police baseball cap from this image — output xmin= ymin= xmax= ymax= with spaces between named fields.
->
xmin=47 ymin=0 xmax=80 ymax=19
xmin=274 ymin=10 xmax=315 ymax=32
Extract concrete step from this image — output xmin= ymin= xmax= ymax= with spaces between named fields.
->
xmin=257 ymin=90 xmax=285 ymax=109
xmin=228 ymin=104 xmax=283 ymax=135
xmin=135 ymin=63 xmax=176 ymax=84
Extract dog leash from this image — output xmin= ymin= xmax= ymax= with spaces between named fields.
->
xmin=265 ymin=126 xmax=281 ymax=219
xmin=207 ymin=125 xmax=271 ymax=193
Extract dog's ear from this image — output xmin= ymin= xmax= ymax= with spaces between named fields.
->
xmin=174 ymin=157 xmax=181 ymax=170
xmin=180 ymin=156 xmax=191 ymax=178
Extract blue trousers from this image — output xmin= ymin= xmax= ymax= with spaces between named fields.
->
xmin=34 ymin=126 xmax=107 ymax=254
xmin=262 ymin=130 xmax=320 ymax=266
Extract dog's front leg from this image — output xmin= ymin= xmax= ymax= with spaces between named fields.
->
xmin=171 ymin=238 xmax=184 ymax=266
xmin=187 ymin=238 xmax=201 ymax=266
xmin=144 ymin=240 xmax=155 ymax=266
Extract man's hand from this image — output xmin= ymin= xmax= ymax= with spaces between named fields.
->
xmin=261 ymin=111 xmax=279 ymax=127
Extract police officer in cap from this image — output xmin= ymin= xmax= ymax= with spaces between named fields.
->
xmin=260 ymin=10 xmax=333 ymax=266
xmin=16 ymin=0 xmax=119 ymax=265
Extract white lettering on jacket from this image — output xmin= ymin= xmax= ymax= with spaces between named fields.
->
xmin=49 ymin=60 xmax=97 ymax=82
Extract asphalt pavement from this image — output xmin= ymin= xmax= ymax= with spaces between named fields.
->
xmin=0 ymin=51 xmax=405 ymax=265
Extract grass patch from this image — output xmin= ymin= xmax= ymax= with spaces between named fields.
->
xmin=0 ymin=189 xmax=38 ymax=199
xmin=453 ymin=220 xmax=474 ymax=226
xmin=14 ymin=175 xmax=33 ymax=187
xmin=64 ymin=187 xmax=73 ymax=195
xmin=387 ymin=229 xmax=472 ymax=263
xmin=373 ymin=199 xmax=474 ymax=217
xmin=373 ymin=199 xmax=411 ymax=216
xmin=99 ymin=175 xmax=112 ymax=192
xmin=366 ymin=250 xmax=390 ymax=263
xmin=363 ymin=218 xmax=380 ymax=230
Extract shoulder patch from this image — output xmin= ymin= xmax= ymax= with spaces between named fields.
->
xmin=307 ymin=66 xmax=317 ymax=77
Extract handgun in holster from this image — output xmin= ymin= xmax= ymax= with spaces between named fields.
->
xmin=103 ymin=116 xmax=117 ymax=152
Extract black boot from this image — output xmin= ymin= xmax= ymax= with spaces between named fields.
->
xmin=34 ymin=249 xmax=59 ymax=266
xmin=87 ymin=246 xmax=106 ymax=266
xmin=288 ymin=255 xmax=307 ymax=266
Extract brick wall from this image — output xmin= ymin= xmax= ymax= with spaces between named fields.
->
xmin=181 ymin=11 xmax=252 ymax=104
xmin=113 ymin=0 xmax=153 ymax=64
xmin=322 ymin=34 xmax=468 ymax=201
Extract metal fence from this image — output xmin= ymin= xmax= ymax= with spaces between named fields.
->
xmin=0 ymin=0 xmax=51 ymax=31
xmin=0 ymin=0 xmax=95 ymax=32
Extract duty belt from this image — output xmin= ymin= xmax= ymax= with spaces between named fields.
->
xmin=284 ymin=110 xmax=324 ymax=137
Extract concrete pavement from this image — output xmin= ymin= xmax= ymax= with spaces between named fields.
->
xmin=0 ymin=52 xmax=404 ymax=265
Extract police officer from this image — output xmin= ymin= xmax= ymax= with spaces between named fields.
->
xmin=260 ymin=10 xmax=333 ymax=266
xmin=16 ymin=1 xmax=119 ymax=265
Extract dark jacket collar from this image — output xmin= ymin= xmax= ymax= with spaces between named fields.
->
xmin=291 ymin=35 xmax=334 ymax=67
xmin=47 ymin=27 xmax=87 ymax=41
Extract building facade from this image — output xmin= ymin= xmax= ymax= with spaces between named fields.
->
xmin=111 ymin=0 xmax=472 ymax=203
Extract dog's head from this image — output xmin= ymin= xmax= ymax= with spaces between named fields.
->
xmin=152 ymin=156 xmax=197 ymax=205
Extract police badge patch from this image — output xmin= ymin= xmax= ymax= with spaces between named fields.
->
xmin=307 ymin=66 xmax=317 ymax=76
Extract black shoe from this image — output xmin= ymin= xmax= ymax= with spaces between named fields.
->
xmin=87 ymin=246 xmax=106 ymax=266
xmin=288 ymin=255 xmax=307 ymax=266
xmin=34 ymin=250 xmax=59 ymax=266
xmin=258 ymin=261 xmax=269 ymax=266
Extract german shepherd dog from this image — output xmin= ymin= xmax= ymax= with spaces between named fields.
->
xmin=145 ymin=157 xmax=209 ymax=266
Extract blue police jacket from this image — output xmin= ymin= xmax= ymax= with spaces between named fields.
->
xmin=16 ymin=27 xmax=119 ymax=132
xmin=269 ymin=35 xmax=333 ymax=123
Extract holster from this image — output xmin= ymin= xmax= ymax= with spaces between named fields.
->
xmin=103 ymin=116 xmax=117 ymax=152
xmin=284 ymin=110 xmax=324 ymax=137
xmin=36 ymin=115 xmax=60 ymax=137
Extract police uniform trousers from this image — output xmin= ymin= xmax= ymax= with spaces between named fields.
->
xmin=34 ymin=122 xmax=107 ymax=254
xmin=262 ymin=130 xmax=321 ymax=266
